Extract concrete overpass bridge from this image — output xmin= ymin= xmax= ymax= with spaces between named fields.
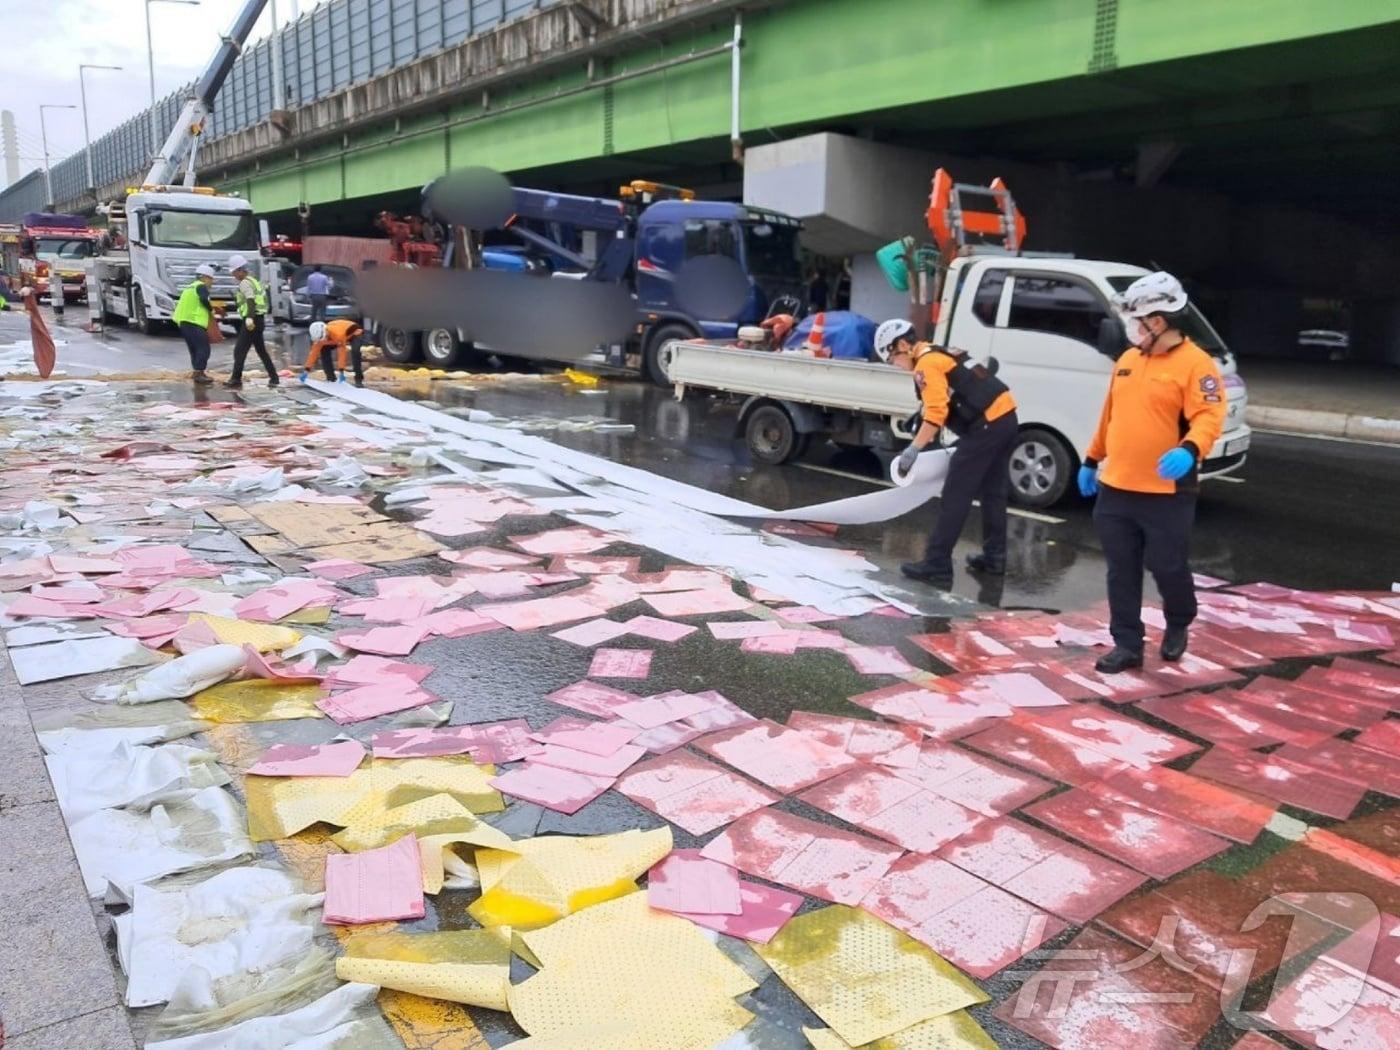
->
xmin=6 ymin=0 xmax=1400 ymax=359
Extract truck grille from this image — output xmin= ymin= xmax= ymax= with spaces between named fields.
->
xmin=163 ymin=261 xmax=241 ymax=299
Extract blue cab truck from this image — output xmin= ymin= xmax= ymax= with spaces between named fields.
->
xmin=376 ymin=180 xmax=804 ymax=383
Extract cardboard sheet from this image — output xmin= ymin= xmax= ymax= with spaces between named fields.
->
xmin=247 ymin=739 xmax=366 ymax=777
xmin=755 ymin=904 xmax=986 ymax=1046
xmin=469 ymin=826 xmax=672 ymax=929
xmin=336 ymin=928 xmax=511 ymax=1010
xmin=545 ymin=680 xmax=643 ymax=717
xmin=670 ymin=879 xmax=803 ymax=945
xmin=509 ymin=892 xmax=756 ymax=1048
xmin=588 ymin=647 xmax=654 ymax=679
xmin=695 ymin=719 xmax=860 ymax=794
xmin=800 ymin=767 xmax=984 ymax=855
xmin=490 ymin=763 xmax=615 ymax=814
xmin=315 ymin=681 xmax=438 ymax=723
xmin=647 ymin=849 xmax=743 ymax=916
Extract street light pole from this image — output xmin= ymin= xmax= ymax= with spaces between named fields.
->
xmin=78 ymin=63 xmax=123 ymax=193
xmin=144 ymin=0 xmax=201 ymax=158
xmin=39 ymin=104 xmax=77 ymax=209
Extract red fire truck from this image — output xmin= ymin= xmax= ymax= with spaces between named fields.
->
xmin=17 ymin=213 xmax=104 ymax=303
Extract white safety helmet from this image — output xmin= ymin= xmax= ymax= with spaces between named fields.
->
xmin=227 ymin=253 xmax=249 ymax=272
xmin=194 ymin=263 xmax=216 ymax=279
xmin=1112 ymin=271 xmax=1188 ymax=319
xmin=873 ymin=318 xmax=916 ymax=362
xmin=309 ymin=321 xmax=328 ymax=342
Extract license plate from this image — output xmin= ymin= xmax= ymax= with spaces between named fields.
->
xmin=1224 ymin=436 xmax=1250 ymax=456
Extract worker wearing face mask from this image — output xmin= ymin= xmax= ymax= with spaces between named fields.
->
xmin=1078 ymin=271 xmax=1226 ymax=673
xmin=875 ymin=318 xmax=1018 ymax=591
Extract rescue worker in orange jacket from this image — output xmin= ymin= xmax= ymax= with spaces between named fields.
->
xmin=300 ymin=319 xmax=367 ymax=387
xmin=876 ymin=319 xmax=1018 ymax=591
xmin=1078 ymin=271 xmax=1227 ymax=673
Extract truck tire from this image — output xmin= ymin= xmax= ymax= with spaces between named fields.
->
xmin=379 ymin=325 xmax=421 ymax=364
xmin=1008 ymin=426 xmax=1074 ymax=508
xmin=133 ymin=289 xmax=161 ymax=336
xmin=745 ymin=404 xmax=799 ymax=465
xmin=643 ymin=323 xmax=694 ymax=386
xmin=423 ymin=327 xmax=470 ymax=369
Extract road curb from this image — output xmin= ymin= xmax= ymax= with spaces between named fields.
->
xmin=1247 ymin=404 xmax=1400 ymax=445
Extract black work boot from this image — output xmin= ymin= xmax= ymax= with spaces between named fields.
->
xmin=222 ymin=378 xmax=243 ymax=389
xmin=1095 ymin=646 xmax=1144 ymax=674
xmin=965 ymin=553 xmax=1006 ymax=575
xmin=1161 ymin=625 xmax=1189 ymax=662
xmin=268 ymin=375 xmax=280 ymax=388
xmin=901 ymin=561 xmax=953 ymax=590
xmin=192 ymin=370 xmax=214 ymax=385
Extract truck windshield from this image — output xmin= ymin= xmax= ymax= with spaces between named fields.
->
xmin=1107 ymin=275 xmax=1229 ymax=360
xmin=35 ymin=238 xmax=94 ymax=262
xmin=743 ymin=221 xmax=801 ymax=281
xmin=147 ymin=209 xmax=257 ymax=250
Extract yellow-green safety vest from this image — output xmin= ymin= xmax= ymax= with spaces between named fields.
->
xmin=236 ymin=275 xmax=267 ymax=318
xmin=172 ymin=281 xmax=211 ymax=327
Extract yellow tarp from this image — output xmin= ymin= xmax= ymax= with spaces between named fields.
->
xmin=336 ymin=928 xmax=512 ymax=1010
xmin=755 ymin=906 xmax=987 ymax=1047
xmin=508 ymin=892 xmax=756 ymax=1049
xmin=189 ymin=679 xmax=325 ymax=723
xmin=189 ymin=613 xmax=302 ymax=651
xmin=802 ymin=1011 xmax=998 ymax=1049
xmin=245 ymin=756 xmax=502 ymax=842
xmin=469 ymin=826 xmax=672 ymax=930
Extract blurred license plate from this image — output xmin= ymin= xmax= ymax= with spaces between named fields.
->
xmin=1225 ymin=436 xmax=1250 ymax=456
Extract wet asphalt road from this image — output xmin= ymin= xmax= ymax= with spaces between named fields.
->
xmin=7 ymin=314 xmax=1400 ymax=1049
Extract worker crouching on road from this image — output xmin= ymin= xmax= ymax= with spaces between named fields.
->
xmin=224 ymin=254 xmax=279 ymax=389
xmin=875 ymin=319 xmax=1019 ymax=591
xmin=1078 ymin=271 xmax=1227 ymax=674
xmin=301 ymin=319 xmax=367 ymax=387
xmin=172 ymin=264 xmax=217 ymax=385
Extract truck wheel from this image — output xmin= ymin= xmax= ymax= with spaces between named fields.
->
xmin=1008 ymin=427 xmax=1073 ymax=508
xmin=133 ymin=289 xmax=161 ymax=336
xmin=644 ymin=323 xmax=694 ymax=386
xmin=746 ymin=404 xmax=799 ymax=465
xmin=423 ymin=327 xmax=469 ymax=369
xmin=379 ymin=326 xmax=421 ymax=364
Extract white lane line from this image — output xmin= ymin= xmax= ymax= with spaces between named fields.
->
xmin=1211 ymin=475 xmax=1246 ymax=484
xmin=1252 ymin=427 xmax=1400 ymax=450
xmin=792 ymin=462 xmax=1067 ymax=524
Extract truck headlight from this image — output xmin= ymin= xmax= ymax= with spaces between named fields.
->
xmin=155 ymin=293 xmax=174 ymax=310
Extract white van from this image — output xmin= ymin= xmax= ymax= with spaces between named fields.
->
xmin=663 ymin=254 xmax=1251 ymax=508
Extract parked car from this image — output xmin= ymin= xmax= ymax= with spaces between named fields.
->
xmin=281 ymin=264 xmax=358 ymax=325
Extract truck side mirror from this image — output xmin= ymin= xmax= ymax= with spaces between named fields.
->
xmin=1097 ymin=316 xmax=1126 ymax=356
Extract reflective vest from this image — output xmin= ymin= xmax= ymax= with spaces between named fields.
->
xmin=913 ymin=345 xmax=1014 ymax=435
xmin=171 ymin=281 xmax=210 ymax=327
xmin=235 ymin=275 xmax=267 ymax=318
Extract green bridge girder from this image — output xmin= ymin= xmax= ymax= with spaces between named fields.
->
xmin=215 ymin=0 xmax=1400 ymax=218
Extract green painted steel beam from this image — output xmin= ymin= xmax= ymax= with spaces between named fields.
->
xmin=217 ymin=0 xmax=1400 ymax=212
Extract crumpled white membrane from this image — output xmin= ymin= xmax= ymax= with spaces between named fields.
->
xmin=143 ymin=983 xmax=389 ymax=1050
xmin=94 ymin=644 xmax=247 ymax=704
xmin=46 ymin=739 xmax=229 ymax=822
xmin=111 ymin=866 xmax=324 ymax=1009
xmin=8 ymin=635 xmax=166 ymax=684
xmin=68 ymin=785 xmax=253 ymax=901
xmin=32 ymin=698 xmax=204 ymax=742
xmin=307 ymin=383 xmax=934 ymax=613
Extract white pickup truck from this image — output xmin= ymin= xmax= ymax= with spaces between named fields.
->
xmin=665 ymin=256 xmax=1251 ymax=508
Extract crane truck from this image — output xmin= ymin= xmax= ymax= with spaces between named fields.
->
xmin=92 ymin=0 xmax=268 ymax=333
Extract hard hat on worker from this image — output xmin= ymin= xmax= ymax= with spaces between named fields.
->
xmin=227 ymin=254 xmax=250 ymax=272
xmin=873 ymin=318 xmax=916 ymax=362
xmin=1112 ymin=271 xmax=1188 ymax=319
xmin=309 ymin=321 xmax=328 ymax=342
xmin=194 ymin=264 xmax=216 ymax=280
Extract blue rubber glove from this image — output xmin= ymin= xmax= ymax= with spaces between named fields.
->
xmin=896 ymin=444 xmax=921 ymax=477
xmin=298 ymin=370 xmax=309 ymax=384
xmin=1077 ymin=464 xmax=1099 ymax=498
xmin=1157 ymin=446 xmax=1195 ymax=481
xmin=337 ymin=371 xmax=347 ymax=383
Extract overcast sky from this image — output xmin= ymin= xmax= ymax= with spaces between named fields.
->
xmin=3 ymin=0 xmax=326 ymax=188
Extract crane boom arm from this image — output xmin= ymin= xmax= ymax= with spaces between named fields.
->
xmin=143 ymin=0 xmax=270 ymax=189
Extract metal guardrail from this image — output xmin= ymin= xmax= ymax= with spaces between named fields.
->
xmin=0 ymin=0 xmax=558 ymax=220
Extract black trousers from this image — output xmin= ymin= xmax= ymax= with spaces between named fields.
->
xmin=309 ymin=294 xmax=328 ymax=322
xmin=318 ymin=339 xmax=364 ymax=382
xmin=230 ymin=314 xmax=276 ymax=381
xmin=178 ymin=322 xmax=211 ymax=371
xmin=923 ymin=411 xmax=1018 ymax=569
xmin=1093 ymin=484 xmax=1198 ymax=652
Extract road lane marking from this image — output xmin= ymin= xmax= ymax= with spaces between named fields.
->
xmin=1252 ymin=427 xmax=1400 ymax=450
xmin=792 ymin=462 xmax=1066 ymax=524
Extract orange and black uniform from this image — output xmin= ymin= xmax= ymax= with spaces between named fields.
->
xmin=912 ymin=344 xmax=1018 ymax=573
xmin=304 ymin=319 xmax=366 ymax=383
xmin=1085 ymin=337 xmax=1227 ymax=652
